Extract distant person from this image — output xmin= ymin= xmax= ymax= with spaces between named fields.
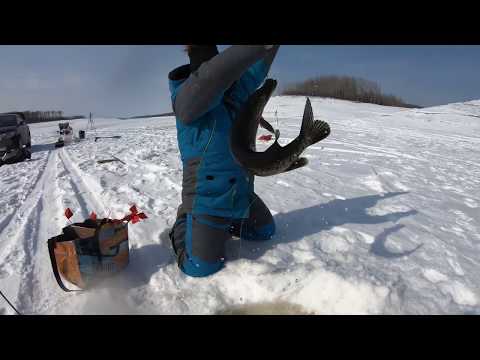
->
xmin=88 ymin=112 xmax=94 ymax=130
xmin=168 ymin=45 xmax=280 ymax=277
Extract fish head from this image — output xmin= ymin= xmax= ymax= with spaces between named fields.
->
xmin=243 ymin=79 xmax=278 ymax=149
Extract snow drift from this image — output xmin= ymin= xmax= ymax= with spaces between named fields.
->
xmin=1 ymin=97 xmax=479 ymax=315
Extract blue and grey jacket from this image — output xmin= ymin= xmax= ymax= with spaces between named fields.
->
xmin=168 ymin=45 xmax=280 ymax=219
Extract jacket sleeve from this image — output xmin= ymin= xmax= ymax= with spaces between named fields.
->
xmin=236 ymin=45 xmax=280 ymax=96
xmin=173 ymin=45 xmax=280 ymax=124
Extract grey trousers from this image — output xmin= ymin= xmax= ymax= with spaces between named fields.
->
xmin=169 ymin=193 xmax=275 ymax=277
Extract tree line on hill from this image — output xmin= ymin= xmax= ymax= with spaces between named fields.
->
xmin=20 ymin=111 xmax=85 ymax=123
xmin=281 ymin=76 xmax=421 ymax=108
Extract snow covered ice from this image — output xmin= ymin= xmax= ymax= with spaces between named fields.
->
xmin=1 ymin=97 xmax=480 ymax=315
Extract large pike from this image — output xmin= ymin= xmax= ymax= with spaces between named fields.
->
xmin=230 ymin=79 xmax=331 ymax=177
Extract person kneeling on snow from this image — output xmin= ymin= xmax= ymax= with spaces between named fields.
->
xmin=168 ymin=45 xmax=280 ymax=277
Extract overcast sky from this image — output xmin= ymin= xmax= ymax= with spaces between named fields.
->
xmin=1 ymin=45 xmax=479 ymax=117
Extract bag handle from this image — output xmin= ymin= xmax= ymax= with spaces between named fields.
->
xmin=47 ymin=236 xmax=82 ymax=293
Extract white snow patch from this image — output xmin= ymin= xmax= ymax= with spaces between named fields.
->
xmin=289 ymin=269 xmax=389 ymax=314
xmin=423 ymin=268 xmax=449 ymax=283
xmin=440 ymin=281 xmax=477 ymax=306
xmin=356 ymin=231 xmax=375 ymax=244
xmin=447 ymin=258 xmax=466 ymax=276
xmin=276 ymin=180 xmax=291 ymax=187
xmin=464 ymin=198 xmax=478 ymax=208
xmin=362 ymin=175 xmax=385 ymax=193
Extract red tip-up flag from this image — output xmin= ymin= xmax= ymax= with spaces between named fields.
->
xmin=111 ymin=204 xmax=148 ymax=224
xmin=89 ymin=211 xmax=97 ymax=221
xmin=125 ymin=204 xmax=148 ymax=224
xmin=131 ymin=215 xmax=140 ymax=224
xmin=64 ymin=208 xmax=73 ymax=219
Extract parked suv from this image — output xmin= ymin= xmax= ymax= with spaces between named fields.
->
xmin=0 ymin=112 xmax=32 ymax=165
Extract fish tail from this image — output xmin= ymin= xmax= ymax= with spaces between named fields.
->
xmin=300 ymin=98 xmax=331 ymax=146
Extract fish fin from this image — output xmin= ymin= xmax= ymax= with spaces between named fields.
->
xmin=275 ymin=129 xmax=280 ymax=141
xmin=260 ymin=117 xmax=276 ymax=134
xmin=299 ymin=97 xmax=314 ymax=138
xmin=283 ymin=157 xmax=309 ymax=173
xmin=300 ymin=98 xmax=331 ymax=146
xmin=309 ymin=120 xmax=331 ymax=145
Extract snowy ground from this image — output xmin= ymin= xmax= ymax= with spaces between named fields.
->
xmin=1 ymin=96 xmax=479 ymax=315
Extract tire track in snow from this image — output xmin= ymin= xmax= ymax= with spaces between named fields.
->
xmin=19 ymin=148 xmax=111 ymax=314
xmin=58 ymin=148 xmax=108 ymax=217
xmin=25 ymin=148 xmax=101 ymax=314
xmin=16 ymin=186 xmax=46 ymax=313
xmin=0 ymin=150 xmax=60 ymax=313
xmin=19 ymin=150 xmax=67 ymax=314
xmin=0 ymin=154 xmax=50 ymax=256
xmin=4 ymin=147 xmax=111 ymax=314
xmin=0 ymin=152 xmax=52 ymax=269
xmin=23 ymin=149 xmax=95 ymax=315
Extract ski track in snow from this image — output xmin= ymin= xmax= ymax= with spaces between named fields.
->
xmin=1 ymin=98 xmax=480 ymax=315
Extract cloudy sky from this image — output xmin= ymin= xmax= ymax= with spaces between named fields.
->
xmin=1 ymin=45 xmax=479 ymax=117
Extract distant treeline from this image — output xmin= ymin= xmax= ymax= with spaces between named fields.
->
xmin=18 ymin=111 xmax=85 ymax=123
xmin=119 ymin=112 xmax=175 ymax=120
xmin=281 ymin=76 xmax=421 ymax=108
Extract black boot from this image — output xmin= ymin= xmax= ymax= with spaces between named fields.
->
xmin=169 ymin=216 xmax=187 ymax=267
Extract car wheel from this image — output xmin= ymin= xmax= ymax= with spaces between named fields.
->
xmin=24 ymin=147 xmax=31 ymax=160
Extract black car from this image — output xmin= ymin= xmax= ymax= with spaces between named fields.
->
xmin=0 ymin=112 xmax=32 ymax=165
